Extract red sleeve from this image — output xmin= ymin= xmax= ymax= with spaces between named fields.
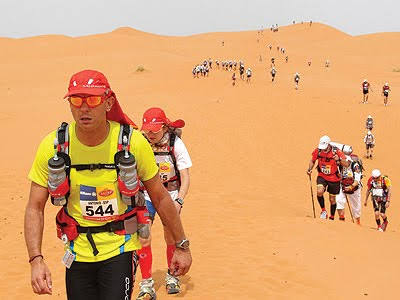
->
xmin=367 ymin=177 xmax=373 ymax=190
xmin=311 ymin=148 xmax=318 ymax=162
xmin=337 ymin=150 xmax=346 ymax=160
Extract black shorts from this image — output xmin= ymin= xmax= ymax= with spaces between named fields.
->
xmin=272 ymin=74 xmax=276 ymax=77
xmin=317 ymin=176 xmax=341 ymax=195
xmin=366 ymin=144 xmax=374 ymax=149
xmin=384 ymin=92 xmax=389 ymax=97
xmin=363 ymin=89 xmax=369 ymax=95
xmin=66 ymin=251 xmax=138 ymax=300
xmin=372 ymin=198 xmax=387 ymax=213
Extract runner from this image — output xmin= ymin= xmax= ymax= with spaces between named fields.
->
xmin=364 ymin=169 xmax=392 ymax=232
xmin=239 ymin=64 xmax=244 ymax=80
xmin=336 ymin=154 xmax=363 ymax=224
xmin=285 ymin=56 xmax=288 ymax=63
xmin=24 ymin=70 xmax=192 ymax=299
xmin=216 ymin=60 xmax=220 ymax=68
xmin=246 ymin=68 xmax=252 ymax=83
xmin=366 ymin=115 xmax=374 ymax=131
xmin=382 ymin=82 xmax=391 ymax=106
xmin=364 ymin=130 xmax=375 ymax=159
xmin=307 ymin=135 xmax=350 ymax=220
xmin=232 ymin=72 xmax=237 ymax=86
xmin=271 ymin=67 xmax=277 ymax=83
xmin=208 ymin=58 xmax=213 ymax=69
xmin=362 ymin=79 xmax=373 ymax=104
xmin=325 ymin=60 xmax=330 ymax=67
xmin=137 ymin=108 xmax=192 ymax=298
xmin=294 ymin=73 xmax=300 ymax=89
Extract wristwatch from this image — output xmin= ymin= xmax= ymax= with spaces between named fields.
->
xmin=175 ymin=239 xmax=190 ymax=250
xmin=175 ymin=197 xmax=184 ymax=206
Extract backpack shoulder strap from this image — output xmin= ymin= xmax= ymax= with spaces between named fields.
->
xmin=168 ymin=133 xmax=181 ymax=185
xmin=57 ymin=122 xmax=70 ymax=154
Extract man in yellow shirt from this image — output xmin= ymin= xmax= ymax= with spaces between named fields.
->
xmin=24 ymin=70 xmax=192 ymax=299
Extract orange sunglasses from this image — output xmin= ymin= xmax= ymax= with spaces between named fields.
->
xmin=68 ymin=95 xmax=108 ymax=108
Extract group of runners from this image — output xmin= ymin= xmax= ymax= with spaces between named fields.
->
xmin=307 ymin=133 xmax=391 ymax=232
xmin=192 ymin=59 xmax=212 ymax=78
xmin=25 ymin=70 xmax=193 ymax=300
xmin=361 ymin=79 xmax=392 ymax=106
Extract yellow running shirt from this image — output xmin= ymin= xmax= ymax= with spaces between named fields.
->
xmin=29 ymin=121 xmax=158 ymax=262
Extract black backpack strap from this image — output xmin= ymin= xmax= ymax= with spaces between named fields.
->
xmin=169 ymin=133 xmax=181 ymax=186
xmin=57 ymin=122 xmax=70 ymax=154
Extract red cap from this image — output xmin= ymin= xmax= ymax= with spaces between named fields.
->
xmin=64 ymin=70 xmax=137 ymax=128
xmin=141 ymin=107 xmax=185 ymax=131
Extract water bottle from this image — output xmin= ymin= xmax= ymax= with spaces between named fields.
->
xmin=118 ymin=136 xmax=139 ymax=205
xmin=48 ymin=139 xmax=68 ymax=206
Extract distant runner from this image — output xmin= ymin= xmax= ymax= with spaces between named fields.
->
xmin=232 ymin=72 xmax=236 ymax=86
xmin=382 ymin=82 xmax=391 ymax=106
xmin=294 ymin=73 xmax=300 ymax=89
xmin=270 ymin=67 xmax=277 ymax=83
xmin=362 ymin=79 xmax=373 ymax=104
xmin=364 ymin=130 xmax=375 ymax=159
xmin=246 ymin=68 xmax=252 ymax=83
xmin=365 ymin=115 xmax=374 ymax=131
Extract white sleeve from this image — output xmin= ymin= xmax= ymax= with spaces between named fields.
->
xmin=173 ymin=137 xmax=193 ymax=171
xmin=364 ymin=135 xmax=367 ymax=143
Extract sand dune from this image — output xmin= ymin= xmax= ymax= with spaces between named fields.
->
xmin=1 ymin=22 xmax=400 ymax=299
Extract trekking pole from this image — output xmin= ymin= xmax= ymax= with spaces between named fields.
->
xmin=309 ymin=174 xmax=316 ymax=218
xmin=344 ymin=194 xmax=354 ymax=223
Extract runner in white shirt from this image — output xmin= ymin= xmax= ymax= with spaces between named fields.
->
xmin=336 ymin=154 xmax=363 ymax=224
xmin=136 ymin=107 xmax=192 ymax=299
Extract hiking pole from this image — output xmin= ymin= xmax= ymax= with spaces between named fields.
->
xmin=345 ymin=194 xmax=354 ymax=223
xmin=309 ymin=174 xmax=316 ymax=218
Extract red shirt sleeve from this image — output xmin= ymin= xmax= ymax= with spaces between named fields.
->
xmin=311 ymin=148 xmax=318 ymax=162
xmin=367 ymin=177 xmax=373 ymax=190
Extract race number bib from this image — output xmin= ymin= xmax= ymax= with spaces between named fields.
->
xmin=321 ymin=165 xmax=331 ymax=175
xmin=372 ymin=189 xmax=383 ymax=197
xmin=159 ymin=162 xmax=172 ymax=182
xmin=79 ymin=184 xmax=118 ymax=221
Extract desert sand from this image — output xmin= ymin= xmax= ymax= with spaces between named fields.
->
xmin=1 ymin=22 xmax=400 ymax=299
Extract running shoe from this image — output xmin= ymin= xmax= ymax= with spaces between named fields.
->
xmin=137 ymin=278 xmax=156 ymax=300
xmin=320 ymin=211 xmax=328 ymax=219
xmin=382 ymin=220 xmax=388 ymax=231
xmin=165 ymin=273 xmax=180 ymax=294
xmin=378 ymin=226 xmax=384 ymax=232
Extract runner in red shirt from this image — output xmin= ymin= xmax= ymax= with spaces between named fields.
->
xmin=361 ymin=79 xmax=373 ymax=104
xmin=307 ymin=135 xmax=350 ymax=219
xmin=382 ymin=82 xmax=391 ymax=106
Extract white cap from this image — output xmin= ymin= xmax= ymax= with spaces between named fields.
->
xmin=368 ymin=130 xmax=371 ymax=135
xmin=318 ymin=135 xmax=330 ymax=150
xmin=372 ymin=169 xmax=381 ymax=178
xmin=385 ymin=82 xmax=388 ymax=86
xmin=364 ymin=79 xmax=367 ymax=82
xmin=368 ymin=115 xmax=372 ymax=118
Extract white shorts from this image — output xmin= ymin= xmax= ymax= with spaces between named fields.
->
xmin=336 ymin=187 xmax=362 ymax=218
